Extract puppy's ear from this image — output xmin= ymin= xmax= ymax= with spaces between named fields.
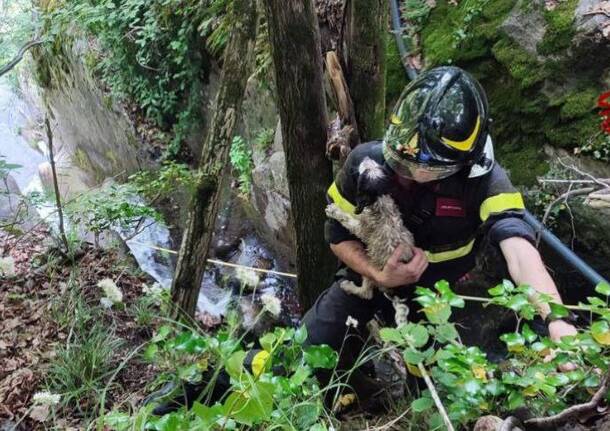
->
xmin=356 ymin=157 xmax=392 ymax=212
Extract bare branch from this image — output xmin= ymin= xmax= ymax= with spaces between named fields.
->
xmin=45 ymin=117 xmax=69 ymax=251
xmin=524 ymin=369 xmax=610 ymax=429
xmin=0 ymin=39 xmax=45 ymax=78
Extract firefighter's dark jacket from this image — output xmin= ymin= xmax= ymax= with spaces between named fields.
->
xmin=325 ymin=142 xmax=535 ymax=285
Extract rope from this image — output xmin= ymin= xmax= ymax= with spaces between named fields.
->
xmin=127 ymin=240 xmax=297 ymax=279
xmin=127 ymin=241 xmax=595 ymax=310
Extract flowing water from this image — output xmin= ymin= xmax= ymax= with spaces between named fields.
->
xmin=0 ymin=79 xmax=296 ymax=320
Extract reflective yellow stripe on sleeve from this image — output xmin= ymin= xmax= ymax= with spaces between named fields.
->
xmin=425 ymin=239 xmax=475 ymax=263
xmin=251 ymin=350 xmax=270 ymax=377
xmin=479 ymin=192 xmax=525 ymax=222
xmin=327 ymin=182 xmax=356 ymax=214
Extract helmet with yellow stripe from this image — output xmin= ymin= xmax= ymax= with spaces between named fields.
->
xmin=383 ymin=66 xmax=494 ymax=182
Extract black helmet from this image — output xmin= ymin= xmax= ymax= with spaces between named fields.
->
xmin=383 ymin=66 xmax=494 ymax=182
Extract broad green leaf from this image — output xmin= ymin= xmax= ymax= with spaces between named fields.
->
xmin=192 ymin=402 xmax=224 ymax=427
xmin=293 ymin=402 xmax=321 ymax=429
xmin=507 ymin=391 xmax=525 ymax=410
xmin=587 ymin=296 xmax=606 ymax=307
xmin=591 ymin=321 xmax=610 ymax=345
xmin=403 ymin=349 xmax=426 ymax=364
xmin=408 ymin=324 xmax=430 ymax=348
xmin=423 ymin=302 xmax=451 ymax=324
xmin=290 ymin=366 xmax=310 ymax=387
xmin=226 ymin=350 xmax=247 ymax=380
xmin=411 ymin=396 xmax=434 ymax=413
xmin=143 ymin=343 xmax=158 ymax=362
xmin=595 ymin=282 xmax=610 ymax=296
xmin=435 ymin=323 xmax=459 ymax=343
xmin=104 ymin=410 xmax=131 ymax=431
xmin=380 ymin=327 xmax=403 ymax=344
xmin=304 ymin=345 xmax=337 ymax=369
xmin=223 ymin=381 xmax=274 ymax=426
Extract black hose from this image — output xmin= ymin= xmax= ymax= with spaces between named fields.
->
xmin=389 ymin=0 xmax=418 ymax=81
xmin=524 ymin=211 xmax=609 ymax=287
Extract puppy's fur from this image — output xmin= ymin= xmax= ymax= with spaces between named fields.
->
xmin=326 ymin=157 xmax=415 ymax=308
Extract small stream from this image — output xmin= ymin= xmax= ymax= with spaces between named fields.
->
xmin=0 ymin=79 xmax=297 ymax=322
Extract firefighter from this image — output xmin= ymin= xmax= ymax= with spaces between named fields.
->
xmin=302 ymin=66 xmax=577 ymax=407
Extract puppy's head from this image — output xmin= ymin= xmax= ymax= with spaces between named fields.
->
xmin=355 ymin=157 xmax=393 ymax=213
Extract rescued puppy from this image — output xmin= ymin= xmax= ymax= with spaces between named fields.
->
xmin=326 ymin=157 xmax=415 ymax=320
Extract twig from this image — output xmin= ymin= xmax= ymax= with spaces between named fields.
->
xmin=0 ymin=39 xmax=45 ymax=78
xmin=45 ymin=117 xmax=69 ymax=251
xmin=538 ymin=178 xmax=610 ymax=185
xmin=556 ymin=157 xmax=610 ymax=190
xmin=416 ymin=362 xmax=455 ymax=431
xmin=537 ymin=187 xmax=594 ymax=246
xmin=524 ymin=368 xmax=610 ymax=429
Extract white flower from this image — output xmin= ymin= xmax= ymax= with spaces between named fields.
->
xmin=142 ymin=282 xmax=163 ymax=296
xmin=260 ymin=292 xmax=281 ymax=317
xmin=32 ymin=391 xmax=61 ymax=406
xmin=235 ymin=267 xmax=260 ymax=289
xmin=345 ymin=316 xmax=359 ymax=329
xmin=97 ymin=278 xmax=123 ymax=307
xmin=100 ymin=297 xmax=114 ymax=309
xmin=0 ymin=256 xmax=16 ymax=277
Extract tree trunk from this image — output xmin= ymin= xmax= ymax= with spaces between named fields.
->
xmin=264 ymin=0 xmax=337 ymax=310
xmin=171 ymin=0 xmax=257 ymax=319
xmin=346 ymin=0 xmax=388 ymax=142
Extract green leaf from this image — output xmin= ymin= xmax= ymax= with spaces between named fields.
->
xmin=380 ymin=327 xmax=403 ymax=344
xmin=435 ymin=323 xmax=459 ymax=343
xmin=259 ymin=333 xmax=277 ymax=352
xmin=507 ymin=391 xmax=525 ymax=410
xmin=290 ymin=366 xmax=311 ymax=387
xmin=501 ymin=332 xmax=525 ymax=353
xmin=423 ymin=302 xmax=452 ymax=324
xmin=403 ymin=349 xmax=426 ymax=364
xmin=595 ymin=282 xmax=610 ymax=296
xmin=521 ymin=323 xmax=537 ymax=344
xmin=294 ymin=326 xmax=308 ymax=344
xmin=407 ymin=324 xmax=429 ymax=348
xmin=411 ymin=396 xmax=434 ymax=413
xmin=591 ymin=321 xmax=610 ymax=345
xmin=151 ymin=325 xmax=172 ymax=343
xmin=226 ymin=350 xmax=247 ymax=380
xmin=143 ymin=343 xmax=158 ymax=362
xmin=488 ymin=284 xmax=505 ymax=296
xmin=506 ymin=294 xmax=529 ymax=312
xmin=549 ymin=302 xmax=569 ymax=319
xmin=304 ymin=345 xmax=338 ymax=369
xmin=104 ymin=410 xmax=132 ymax=431
xmin=223 ymin=381 xmax=274 ymax=426
xmin=192 ymin=402 xmax=224 ymax=427
xmin=293 ymin=402 xmax=321 ymax=429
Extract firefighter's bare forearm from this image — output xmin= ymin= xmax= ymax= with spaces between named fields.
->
xmin=499 ymin=237 xmax=562 ymax=319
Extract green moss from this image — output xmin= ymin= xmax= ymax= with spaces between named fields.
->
xmin=543 ymin=114 xmax=600 ymax=148
xmin=537 ymin=0 xmax=579 ymax=55
xmin=72 ymin=148 xmax=93 ymax=172
xmin=499 ymin=141 xmax=549 ymax=185
xmin=492 ymin=38 xmax=549 ymax=88
xmin=559 ymin=88 xmax=598 ymax=120
xmin=421 ymin=0 xmax=516 ymax=65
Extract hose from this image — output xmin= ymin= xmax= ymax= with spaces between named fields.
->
xmin=389 ymin=0 xmax=418 ymax=81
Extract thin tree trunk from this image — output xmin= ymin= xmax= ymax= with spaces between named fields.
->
xmin=264 ymin=0 xmax=336 ymax=310
xmin=171 ymin=0 xmax=258 ymax=319
xmin=346 ymin=0 xmax=388 ymax=142
xmin=45 ymin=117 xmax=69 ymax=252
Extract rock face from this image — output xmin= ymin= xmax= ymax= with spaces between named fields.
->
xmin=33 ymin=40 xmax=149 ymax=184
xmin=421 ymin=0 xmax=610 ymax=186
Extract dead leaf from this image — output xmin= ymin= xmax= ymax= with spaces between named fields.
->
xmin=29 ymin=404 xmax=50 ymax=422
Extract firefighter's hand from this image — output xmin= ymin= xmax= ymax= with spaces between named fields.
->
xmin=546 ymin=320 xmax=579 ymax=372
xmin=373 ymin=245 xmax=428 ymax=289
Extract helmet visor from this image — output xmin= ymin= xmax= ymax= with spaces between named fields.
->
xmin=387 ymin=156 xmax=462 ymax=183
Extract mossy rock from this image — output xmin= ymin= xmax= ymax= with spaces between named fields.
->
xmin=414 ymin=0 xmax=607 ymax=186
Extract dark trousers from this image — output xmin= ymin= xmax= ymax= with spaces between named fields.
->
xmin=301 ymin=280 xmax=414 ymax=403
